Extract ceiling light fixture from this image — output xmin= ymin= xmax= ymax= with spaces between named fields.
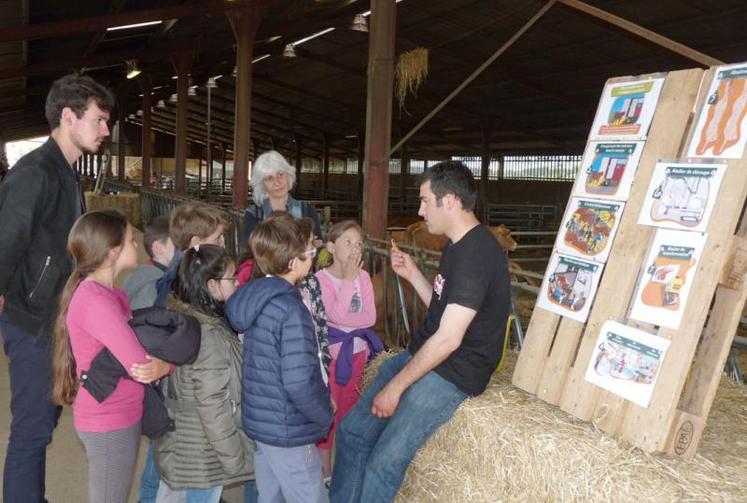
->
xmin=156 ymin=99 xmax=167 ymax=109
xmin=291 ymin=27 xmax=335 ymax=46
xmin=206 ymin=77 xmax=218 ymax=89
xmin=282 ymin=44 xmax=297 ymax=58
xmin=107 ymin=20 xmax=163 ymax=32
xmin=188 ymin=86 xmax=197 ymax=96
xmin=125 ymin=60 xmax=141 ymax=79
xmin=169 ymin=93 xmax=177 ymax=103
xmin=252 ymin=54 xmax=271 ymax=64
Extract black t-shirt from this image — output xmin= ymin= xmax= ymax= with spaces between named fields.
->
xmin=408 ymin=224 xmax=511 ymax=396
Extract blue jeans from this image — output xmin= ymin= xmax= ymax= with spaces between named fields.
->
xmin=254 ymin=441 xmax=327 ymax=503
xmin=1 ymin=316 xmax=62 ymax=503
xmin=329 ymin=351 xmax=468 ymax=503
xmin=156 ymin=481 xmax=223 ymax=503
xmin=244 ymin=479 xmax=259 ymax=503
xmin=138 ymin=441 xmax=160 ymax=503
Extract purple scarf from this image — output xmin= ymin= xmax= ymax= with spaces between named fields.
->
xmin=328 ymin=326 xmax=384 ymax=386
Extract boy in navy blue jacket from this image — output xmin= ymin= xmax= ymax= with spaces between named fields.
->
xmin=226 ymin=214 xmax=333 ymax=503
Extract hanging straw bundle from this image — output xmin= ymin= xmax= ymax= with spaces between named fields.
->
xmin=395 ymin=47 xmax=429 ymax=111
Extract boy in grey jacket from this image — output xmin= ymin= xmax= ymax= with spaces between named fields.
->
xmin=124 ymin=216 xmax=174 ymax=310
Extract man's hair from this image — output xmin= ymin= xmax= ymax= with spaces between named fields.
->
xmin=250 ymin=213 xmax=313 ymax=276
xmin=45 ymin=74 xmax=115 ymax=130
xmin=143 ymin=215 xmax=170 ymax=259
xmin=169 ymin=202 xmax=229 ymax=251
xmin=251 ymin=150 xmax=297 ymax=203
xmin=419 ymin=160 xmax=478 ymax=211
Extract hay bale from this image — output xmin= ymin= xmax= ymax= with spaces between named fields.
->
xmin=361 ymin=352 xmax=747 ymax=502
xmin=84 ymin=192 xmax=141 ymax=228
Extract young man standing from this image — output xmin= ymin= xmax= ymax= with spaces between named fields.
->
xmin=0 ymin=73 xmax=114 ymax=503
xmin=330 ymin=161 xmax=511 ymax=503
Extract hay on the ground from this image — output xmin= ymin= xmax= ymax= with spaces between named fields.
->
xmin=84 ymin=192 xmax=141 ymax=228
xmin=362 ymin=352 xmax=747 ymax=502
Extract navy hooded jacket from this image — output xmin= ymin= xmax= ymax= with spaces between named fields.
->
xmin=226 ymin=276 xmax=333 ymax=448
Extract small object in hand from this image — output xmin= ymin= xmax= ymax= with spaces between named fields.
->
xmin=390 ymin=238 xmax=400 ymax=252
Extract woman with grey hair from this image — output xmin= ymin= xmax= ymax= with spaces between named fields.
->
xmin=243 ymin=150 xmax=322 ymax=243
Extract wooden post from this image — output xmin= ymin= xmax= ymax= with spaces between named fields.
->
xmin=322 ymin=132 xmax=330 ymax=199
xmin=400 ymin=142 xmax=408 ymax=207
xmin=362 ymin=0 xmax=396 ymax=239
xmin=221 ymin=143 xmax=227 ymax=194
xmin=139 ymin=73 xmax=153 ymax=188
xmin=171 ymin=52 xmax=193 ymax=195
xmin=480 ymin=120 xmax=492 ymax=217
xmin=294 ymin=134 xmax=303 ymax=198
xmin=227 ymin=6 xmax=260 ymax=209
xmin=117 ymin=98 xmax=126 ymax=181
xmin=357 ymin=130 xmax=365 ymax=199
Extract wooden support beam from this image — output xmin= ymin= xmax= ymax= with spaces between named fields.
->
xmin=557 ymin=0 xmax=724 ymax=67
xmin=171 ymin=52 xmax=193 ymax=195
xmin=228 ymin=6 xmax=260 ymax=209
xmin=362 ymin=0 xmax=396 ymax=240
xmin=139 ymin=73 xmax=153 ymax=188
xmin=117 ymin=96 xmax=126 ymax=181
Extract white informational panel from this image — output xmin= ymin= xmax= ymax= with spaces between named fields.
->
xmin=555 ymin=198 xmax=625 ymax=263
xmin=629 ymin=229 xmax=708 ymax=330
xmin=638 ymin=162 xmax=727 ymax=232
xmin=688 ymin=63 xmax=747 ymax=159
xmin=536 ymin=253 xmax=604 ymax=323
xmin=585 ymin=321 xmax=671 ymax=408
xmin=589 ymin=77 xmax=665 ymax=141
xmin=573 ymin=141 xmax=645 ymax=201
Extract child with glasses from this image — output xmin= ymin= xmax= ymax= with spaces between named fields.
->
xmin=226 ymin=214 xmax=333 ymax=503
xmin=153 ymin=245 xmax=254 ymax=503
xmin=314 ymin=220 xmax=383 ymax=479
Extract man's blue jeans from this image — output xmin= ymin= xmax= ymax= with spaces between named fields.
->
xmin=0 ymin=316 xmax=62 ymax=503
xmin=329 ymin=351 xmax=468 ymax=503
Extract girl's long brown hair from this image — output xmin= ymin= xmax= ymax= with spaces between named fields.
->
xmin=52 ymin=210 xmax=128 ymax=405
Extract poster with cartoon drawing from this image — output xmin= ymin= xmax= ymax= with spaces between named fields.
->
xmin=555 ymin=198 xmax=625 ymax=263
xmin=688 ymin=63 xmax=747 ymax=159
xmin=589 ymin=77 xmax=665 ymax=141
xmin=536 ymin=253 xmax=603 ymax=322
xmin=630 ymin=229 xmax=707 ymax=330
xmin=585 ymin=321 xmax=671 ymax=408
xmin=574 ymin=141 xmax=645 ymax=201
xmin=638 ymin=162 xmax=726 ymax=232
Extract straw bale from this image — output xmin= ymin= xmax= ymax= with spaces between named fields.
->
xmin=361 ymin=352 xmax=747 ymax=502
xmin=84 ymin=192 xmax=141 ymax=228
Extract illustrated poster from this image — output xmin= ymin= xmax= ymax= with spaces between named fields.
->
xmin=688 ymin=63 xmax=747 ymax=159
xmin=573 ymin=141 xmax=645 ymax=201
xmin=536 ymin=253 xmax=603 ymax=323
xmin=629 ymin=229 xmax=707 ymax=330
xmin=585 ymin=321 xmax=671 ymax=408
xmin=638 ymin=162 xmax=726 ymax=232
xmin=555 ymin=198 xmax=625 ymax=263
xmin=589 ymin=77 xmax=665 ymax=141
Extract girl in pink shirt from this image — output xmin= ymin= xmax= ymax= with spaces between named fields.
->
xmin=52 ymin=210 xmax=170 ymax=503
xmin=315 ymin=220 xmax=382 ymax=478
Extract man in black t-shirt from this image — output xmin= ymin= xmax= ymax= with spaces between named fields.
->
xmin=330 ymin=161 xmax=511 ymax=503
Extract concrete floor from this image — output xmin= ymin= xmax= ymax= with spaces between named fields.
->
xmin=0 ymin=228 xmax=243 ymax=502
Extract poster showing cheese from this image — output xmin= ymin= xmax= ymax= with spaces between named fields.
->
xmin=629 ymin=229 xmax=707 ymax=330
xmin=555 ymin=198 xmax=625 ymax=263
xmin=688 ymin=63 xmax=747 ymax=159
xmin=573 ymin=141 xmax=645 ymax=201
xmin=536 ymin=253 xmax=603 ymax=323
xmin=585 ymin=321 xmax=671 ymax=408
xmin=589 ymin=77 xmax=665 ymax=141
xmin=638 ymin=162 xmax=726 ymax=232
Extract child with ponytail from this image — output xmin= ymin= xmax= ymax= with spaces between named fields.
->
xmin=52 ymin=210 xmax=170 ymax=503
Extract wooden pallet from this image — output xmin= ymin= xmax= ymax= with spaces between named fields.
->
xmin=512 ymin=67 xmax=747 ymax=459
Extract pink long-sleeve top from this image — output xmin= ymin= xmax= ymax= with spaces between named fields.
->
xmin=315 ymin=268 xmax=376 ymax=359
xmin=67 ymin=280 xmax=148 ymax=432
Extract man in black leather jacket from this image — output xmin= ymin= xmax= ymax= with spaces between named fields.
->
xmin=0 ymin=73 xmax=114 ymax=503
